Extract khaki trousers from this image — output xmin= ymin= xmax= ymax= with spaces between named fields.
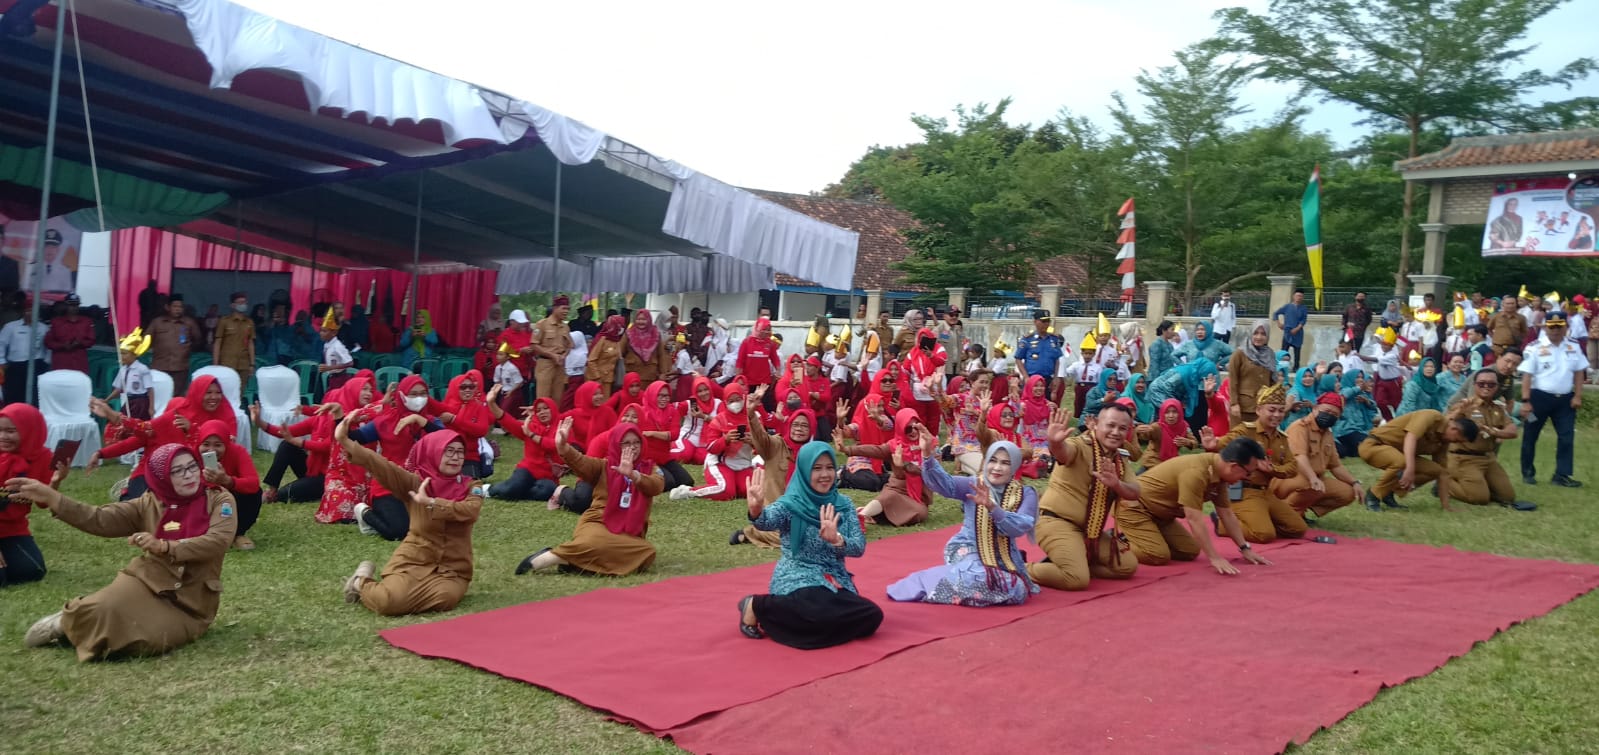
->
xmin=1114 ymin=502 xmax=1199 ymax=566
xmin=1358 ymin=439 xmax=1442 ymax=499
xmin=1271 ymin=475 xmax=1356 ymax=518
xmin=1027 ymin=513 xmax=1137 ymax=591
xmin=1221 ymin=487 xmax=1308 ymax=544
xmin=1448 ymin=453 xmax=1515 ymax=505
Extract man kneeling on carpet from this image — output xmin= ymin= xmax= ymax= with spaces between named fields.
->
xmin=336 ymin=416 xmax=481 ymax=616
xmin=1356 ymin=409 xmax=1476 ymax=512
xmin=516 ymin=417 xmax=665 ymax=576
xmin=738 ymin=445 xmax=882 ymax=648
xmin=1116 ymin=438 xmax=1276 ymax=575
xmin=886 ymin=433 xmax=1038 ymax=606
xmin=1028 ymin=403 xmax=1140 ymax=592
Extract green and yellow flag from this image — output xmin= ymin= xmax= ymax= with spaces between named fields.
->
xmin=1301 ymin=165 xmax=1323 ymax=310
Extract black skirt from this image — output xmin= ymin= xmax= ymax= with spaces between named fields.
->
xmin=753 ymin=586 xmax=883 ymax=650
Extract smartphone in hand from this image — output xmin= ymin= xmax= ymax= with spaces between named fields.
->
xmin=202 ymin=450 xmax=221 ymax=472
xmin=51 ymin=440 xmax=81 ymax=471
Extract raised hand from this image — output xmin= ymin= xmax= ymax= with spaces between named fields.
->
xmin=555 ymin=416 xmax=574 ymax=446
xmin=891 ymin=443 xmax=905 ymax=469
xmin=1092 ymin=463 xmax=1123 ymax=493
xmin=487 ymin=384 xmax=503 ymax=402
xmin=919 ymin=429 xmax=936 ymax=459
xmin=835 ymin=399 xmax=850 ymax=424
xmin=172 ymin=414 xmax=190 ymax=434
xmin=612 ymin=444 xmax=638 ymax=478
xmin=978 ymin=390 xmax=993 ymax=413
xmin=407 ymin=478 xmax=434 ymax=508
xmin=1202 ymin=374 xmax=1217 ymax=394
xmin=831 ymin=426 xmax=847 ymax=448
xmin=49 ymin=461 xmax=68 ymax=488
xmin=7 ymin=477 xmax=59 ymax=509
xmin=817 ymin=503 xmax=843 ymax=545
xmin=1046 ymin=406 xmax=1074 ymax=444
xmin=752 ymin=384 xmax=768 ymax=402
xmin=746 ymin=466 xmax=767 ymax=518
xmin=248 ymin=403 xmax=261 ymax=426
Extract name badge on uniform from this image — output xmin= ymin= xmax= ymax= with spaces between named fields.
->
xmin=1539 ymin=347 xmax=1552 ymax=357
xmin=618 ymin=491 xmax=632 ymax=509
xmin=162 ymin=521 xmax=182 ymax=532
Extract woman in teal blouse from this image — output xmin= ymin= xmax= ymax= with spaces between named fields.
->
xmin=737 ymin=441 xmax=882 ymax=649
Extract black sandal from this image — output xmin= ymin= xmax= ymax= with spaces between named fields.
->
xmin=737 ymin=595 xmax=763 ymax=639
xmin=515 ymin=547 xmax=552 ymax=576
xmin=729 ymin=529 xmax=747 ymax=545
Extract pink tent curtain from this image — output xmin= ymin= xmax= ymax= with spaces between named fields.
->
xmin=111 ymin=228 xmax=496 ymax=346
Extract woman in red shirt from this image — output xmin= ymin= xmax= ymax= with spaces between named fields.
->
xmin=196 ymin=419 xmax=262 ymax=550
xmin=486 ymin=397 xmax=563 ymax=506
xmin=638 ymin=380 xmax=693 ymax=490
xmin=736 ymin=317 xmax=782 ymax=410
xmin=432 ymin=371 xmax=494 ymax=480
xmin=0 ymin=404 xmax=52 ymax=586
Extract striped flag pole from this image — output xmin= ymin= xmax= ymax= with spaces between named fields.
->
xmin=1114 ymin=198 xmax=1136 ymax=312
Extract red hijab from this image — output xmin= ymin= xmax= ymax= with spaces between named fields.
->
xmin=597 ymin=314 xmax=627 ymax=341
xmin=986 ymin=403 xmax=1021 ymax=445
xmin=0 ymin=404 xmax=50 ymax=539
xmin=1022 ymin=375 xmax=1052 ymax=426
xmin=602 ymin=423 xmax=655 ymax=536
xmin=889 ymin=407 xmax=926 ymax=502
xmin=374 ymin=375 xmax=430 ymax=439
xmin=639 ymin=380 xmax=679 ymax=463
xmin=177 ymin=374 xmax=236 ymax=438
xmin=569 ymin=381 xmax=610 ymax=448
xmin=404 ymin=429 xmax=473 ymax=502
xmin=1156 ymin=398 xmax=1187 ymax=461
xmin=197 ymin=419 xmax=257 ymax=486
xmin=146 ymin=444 xmax=211 ymax=540
xmin=904 ymin=327 xmax=942 ymax=381
xmin=691 ymin=376 xmax=719 ymax=415
xmin=626 ymin=310 xmax=661 ymax=360
xmin=607 ymin=373 xmax=645 ymax=412
xmin=780 ymin=409 xmax=816 ymax=482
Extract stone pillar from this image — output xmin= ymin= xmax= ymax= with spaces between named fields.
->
xmin=1144 ymin=281 xmax=1174 ymax=327
xmin=1038 ymin=284 xmax=1062 ymax=319
xmin=1408 ymin=274 xmax=1454 ymax=302
xmin=946 ymin=287 xmax=970 ymax=314
xmin=864 ymin=289 xmax=885 ymax=323
xmin=1419 ymin=221 xmax=1451 ymax=277
xmin=1267 ymin=275 xmax=1298 ymax=321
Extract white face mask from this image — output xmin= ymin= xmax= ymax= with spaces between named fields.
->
xmin=403 ymin=395 xmax=428 ymax=412
xmin=726 ymin=400 xmax=744 ymax=414
xmin=233 ymin=303 xmax=249 ymax=314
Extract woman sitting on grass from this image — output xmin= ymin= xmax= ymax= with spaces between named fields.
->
xmin=515 ymin=417 xmax=664 ymax=576
xmin=335 ymin=416 xmax=480 ymax=616
xmin=0 ymin=404 xmax=54 ymax=587
xmin=737 ymin=443 xmax=882 ymax=649
xmin=16 ymin=444 xmax=234 ymax=661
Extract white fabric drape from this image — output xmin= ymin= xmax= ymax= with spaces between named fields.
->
xmin=483 ymin=95 xmax=608 ymax=166
xmin=661 ymin=173 xmax=859 ymax=291
xmin=495 ymin=254 xmax=773 ymax=295
xmin=169 ymin=0 xmax=504 ymax=146
xmin=39 ymin=371 xmax=102 ymax=468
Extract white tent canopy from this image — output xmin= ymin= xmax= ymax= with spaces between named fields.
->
xmin=494 ymin=254 xmax=774 ymax=296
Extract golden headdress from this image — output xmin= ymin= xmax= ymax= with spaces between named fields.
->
xmin=1255 ymin=382 xmax=1288 ymax=406
xmin=117 ymin=327 xmax=152 ymax=357
xmin=320 ymin=308 xmax=339 ymax=331
xmin=1375 ymin=326 xmax=1398 ymax=345
xmin=1078 ymin=333 xmax=1097 ymax=352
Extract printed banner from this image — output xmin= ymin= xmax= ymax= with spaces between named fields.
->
xmin=0 ymin=218 xmax=84 ymax=300
xmin=1480 ymin=175 xmax=1598 ymax=257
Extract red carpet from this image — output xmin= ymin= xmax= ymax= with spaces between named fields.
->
xmin=665 ymin=537 xmax=1599 ymax=754
xmin=380 ymin=525 xmax=1301 ymax=732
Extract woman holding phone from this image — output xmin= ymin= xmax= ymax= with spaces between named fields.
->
xmin=196 ymin=420 xmax=262 ymax=551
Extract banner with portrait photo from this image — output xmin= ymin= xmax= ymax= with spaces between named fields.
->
xmin=1480 ymin=175 xmax=1598 ymax=257
xmin=0 ymin=217 xmax=83 ymax=301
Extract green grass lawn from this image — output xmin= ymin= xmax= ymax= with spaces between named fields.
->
xmin=4 ymin=427 xmax=1598 ymax=754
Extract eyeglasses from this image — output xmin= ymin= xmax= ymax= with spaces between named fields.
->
xmin=441 ymin=447 xmax=466 ymax=459
xmin=170 ymin=463 xmax=201 ymax=478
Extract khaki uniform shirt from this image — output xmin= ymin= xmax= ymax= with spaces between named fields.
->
xmin=1287 ymin=417 xmax=1342 ymax=476
xmin=214 ymin=313 xmax=256 ymax=371
xmin=531 ymin=316 xmax=572 ymax=362
xmin=1369 ymin=409 xmax=1450 ymax=460
xmin=1131 ymin=452 xmax=1223 ymax=520
xmin=148 ymin=314 xmax=201 ymax=372
xmin=1451 ymin=400 xmax=1509 ymax=457
xmin=1221 ymin=422 xmax=1297 ymax=487
xmin=1039 ymin=435 xmax=1136 ymax=527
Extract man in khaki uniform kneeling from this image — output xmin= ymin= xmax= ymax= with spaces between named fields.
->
xmin=1117 ymin=438 xmax=1275 ymax=575
xmin=1215 ymin=382 xmax=1302 ymax=543
xmin=1028 ymin=403 xmax=1141 ymax=591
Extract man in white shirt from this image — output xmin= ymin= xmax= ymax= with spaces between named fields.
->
xmin=1362 ymin=333 xmax=1404 ymax=421
xmin=1210 ymin=292 xmax=1238 ymax=344
xmin=1517 ymin=309 xmax=1589 ymax=488
xmin=318 ymin=309 xmax=354 ymax=395
xmin=0 ymin=303 xmax=49 ymax=406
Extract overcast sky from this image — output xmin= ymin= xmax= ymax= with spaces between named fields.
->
xmin=240 ymin=0 xmax=1599 ymax=194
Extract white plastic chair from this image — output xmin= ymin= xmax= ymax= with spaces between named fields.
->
xmin=38 ymin=370 xmax=102 ymax=468
xmin=254 ymin=365 xmax=302 ymax=454
xmin=117 ymin=370 xmax=175 ymax=466
xmin=192 ymin=365 xmax=252 ymax=452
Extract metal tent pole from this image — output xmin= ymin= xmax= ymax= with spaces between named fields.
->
xmin=24 ymin=16 xmax=68 ymax=405
xmin=552 ymin=161 xmax=563 ymax=300
xmin=408 ymin=173 xmax=423 ymax=327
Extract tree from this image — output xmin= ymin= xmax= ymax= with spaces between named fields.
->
xmin=1110 ymin=43 xmax=1253 ymax=312
xmin=1215 ymin=0 xmax=1599 ymax=294
xmin=840 ymin=100 xmax=1123 ymax=294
